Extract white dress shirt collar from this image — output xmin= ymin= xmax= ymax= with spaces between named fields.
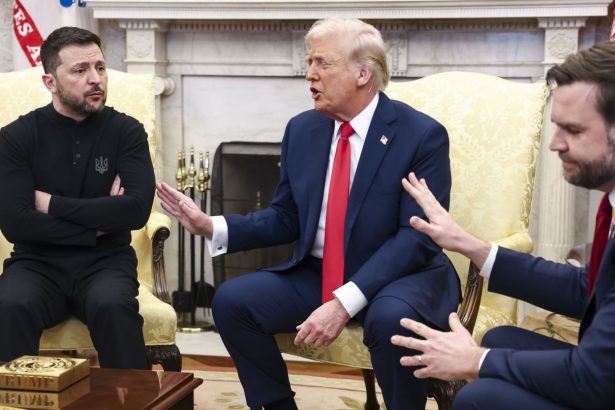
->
xmin=332 ymin=93 xmax=379 ymax=144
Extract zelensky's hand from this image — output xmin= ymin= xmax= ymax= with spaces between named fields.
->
xmin=110 ymin=174 xmax=124 ymax=196
xmin=34 ymin=190 xmax=51 ymax=214
xmin=294 ymin=298 xmax=350 ymax=348
xmin=156 ymin=182 xmax=213 ymax=238
xmin=391 ymin=312 xmax=485 ymax=381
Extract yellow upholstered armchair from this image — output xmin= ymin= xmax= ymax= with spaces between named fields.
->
xmin=0 ymin=67 xmax=180 ymax=371
xmin=276 ymin=72 xmax=549 ymax=409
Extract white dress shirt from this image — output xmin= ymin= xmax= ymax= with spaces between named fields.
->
xmin=208 ymin=94 xmax=380 ymax=318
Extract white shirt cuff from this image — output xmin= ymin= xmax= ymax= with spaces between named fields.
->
xmin=478 ymin=348 xmax=490 ymax=372
xmin=208 ymin=215 xmax=229 ymax=257
xmin=333 ymin=281 xmax=368 ymax=318
xmin=479 ymin=244 xmax=499 ymax=279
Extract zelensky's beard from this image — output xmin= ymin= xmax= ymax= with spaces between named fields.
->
xmin=56 ymin=83 xmax=106 ymax=118
xmin=566 ymin=128 xmax=615 ymax=190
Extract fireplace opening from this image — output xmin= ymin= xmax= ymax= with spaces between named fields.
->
xmin=210 ymin=141 xmax=295 ymax=288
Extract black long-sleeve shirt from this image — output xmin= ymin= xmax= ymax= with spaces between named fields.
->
xmin=0 ymin=103 xmax=155 ymax=257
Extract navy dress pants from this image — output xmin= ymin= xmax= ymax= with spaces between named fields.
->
xmin=453 ymin=326 xmax=575 ymax=410
xmin=212 ymin=257 xmax=428 ymax=410
xmin=0 ymin=248 xmax=147 ymax=369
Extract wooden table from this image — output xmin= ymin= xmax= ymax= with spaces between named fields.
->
xmin=63 ymin=368 xmax=203 ymax=409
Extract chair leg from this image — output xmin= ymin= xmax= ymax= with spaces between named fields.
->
xmin=361 ymin=368 xmax=380 ymax=410
xmin=145 ymin=344 xmax=182 ymax=371
xmin=426 ymin=379 xmax=466 ymax=410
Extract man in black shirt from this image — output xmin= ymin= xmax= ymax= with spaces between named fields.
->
xmin=0 ymin=27 xmax=155 ymax=369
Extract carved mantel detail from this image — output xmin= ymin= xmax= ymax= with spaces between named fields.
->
xmin=118 ymin=20 xmax=174 ymax=95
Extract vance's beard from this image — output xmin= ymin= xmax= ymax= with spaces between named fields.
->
xmin=564 ymin=130 xmax=615 ymax=190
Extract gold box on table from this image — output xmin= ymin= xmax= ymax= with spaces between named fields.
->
xmin=0 ymin=356 xmax=91 ymax=409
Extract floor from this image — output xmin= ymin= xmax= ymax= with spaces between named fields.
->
xmin=176 ymin=328 xmax=439 ymax=410
xmin=175 ymin=328 xmax=311 ymax=362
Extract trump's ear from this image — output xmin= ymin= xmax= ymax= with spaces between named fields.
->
xmin=356 ymin=64 xmax=373 ymax=88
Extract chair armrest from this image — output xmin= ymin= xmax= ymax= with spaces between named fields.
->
xmin=145 ymin=211 xmax=172 ymax=304
xmin=493 ymin=232 xmax=533 ymax=253
xmin=457 ymin=231 xmax=533 ymax=333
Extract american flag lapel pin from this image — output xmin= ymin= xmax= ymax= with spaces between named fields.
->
xmin=380 ymin=135 xmax=388 ymax=145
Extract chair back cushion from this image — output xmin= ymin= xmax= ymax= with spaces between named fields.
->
xmin=386 ymin=72 xmax=548 ymax=334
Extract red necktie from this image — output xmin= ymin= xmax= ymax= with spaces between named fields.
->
xmin=588 ymin=193 xmax=612 ymax=295
xmin=322 ymin=122 xmax=354 ymax=303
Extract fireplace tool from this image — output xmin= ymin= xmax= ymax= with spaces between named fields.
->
xmin=172 ymin=150 xmax=192 ymax=324
xmin=192 ymin=150 xmax=216 ymax=329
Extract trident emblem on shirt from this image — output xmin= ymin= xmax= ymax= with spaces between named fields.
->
xmin=95 ymin=156 xmax=109 ymax=175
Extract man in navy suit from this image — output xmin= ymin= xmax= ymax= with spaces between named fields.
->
xmin=158 ymin=17 xmax=459 ymax=410
xmin=392 ymin=41 xmax=615 ymax=409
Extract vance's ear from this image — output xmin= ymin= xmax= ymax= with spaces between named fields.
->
xmin=41 ymin=73 xmax=57 ymax=93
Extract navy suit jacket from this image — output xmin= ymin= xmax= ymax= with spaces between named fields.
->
xmin=224 ymin=92 xmax=460 ymax=329
xmin=481 ymin=244 xmax=615 ymax=409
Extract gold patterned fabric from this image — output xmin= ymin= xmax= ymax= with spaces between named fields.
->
xmin=276 ymin=71 xmax=548 ymax=367
xmin=0 ymin=66 xmax=176 ymax=349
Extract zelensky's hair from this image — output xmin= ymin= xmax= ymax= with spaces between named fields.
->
xmin=41 ymin=26 xmax=102 ymax=74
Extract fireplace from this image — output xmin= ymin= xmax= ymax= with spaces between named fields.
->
xmin=210 ymin=141 xmax=295 ymax=288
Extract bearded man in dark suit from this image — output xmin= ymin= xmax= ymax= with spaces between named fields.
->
xmin=393 ymin=41 xmax=615 ymax=410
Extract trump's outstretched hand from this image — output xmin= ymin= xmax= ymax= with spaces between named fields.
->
xmin=156 ymin=181 xmax=213 ymax=238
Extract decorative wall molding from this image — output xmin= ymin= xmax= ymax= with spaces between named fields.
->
xmin=87 ymin=1 xmax=611 ymax=21
xmin=537 ymin=17 xmax=588 ymax=29
xmin=539 ymin=18 xmax=586 ymax=64
xmin=171 ymin=22 xmax=309 ymax=33
xmin=118 ymin=20 xmax=168 ymax=31
xmin=411 ymin=20 xmax=538 ymax=31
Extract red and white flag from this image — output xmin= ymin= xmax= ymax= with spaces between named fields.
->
xmin=12 ymin=0 xmax=96 ymax=70
xmin=611 ymin=7 xmax=615 ymax=41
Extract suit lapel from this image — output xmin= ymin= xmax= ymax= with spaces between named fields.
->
xmin=304 ymin=117 xmax=334 ymax=248
xmin=581 ymin=238 xmax=615 ymax=338
xmin=345 ymin=94 xmax=396 ymax=245
xmin=593 ymin=238 xmax=615 ymax=303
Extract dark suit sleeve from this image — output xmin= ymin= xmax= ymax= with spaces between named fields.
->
xmin=478 ymin=247 xmax=615 ymax=409
xmin=350 ymin=120 xmax=452 ymax=301
xmin=48 ymin=122 xmax=155 ymax=232
xmin=490 ymin=247 xmax=587 ymax=319
xmin=225 ymin=120 xmax=300 ymax=251
xmin=480 ymin=289 xmax=615 ymax=409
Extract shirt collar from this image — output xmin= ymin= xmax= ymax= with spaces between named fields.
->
xmin=333 ymin=93 xmax=379 ymax=143
xmin=609 ymin=189 xmax=615 ymax=208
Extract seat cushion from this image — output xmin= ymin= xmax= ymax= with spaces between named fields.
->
xmin=40 ymin=286 xmax=177 ymax=351
xmin=275 ymin=322 xmax=371 ymax=369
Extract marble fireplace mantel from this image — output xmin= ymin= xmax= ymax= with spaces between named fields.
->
xmin=88 ymin=0 xmax=608 ymax=21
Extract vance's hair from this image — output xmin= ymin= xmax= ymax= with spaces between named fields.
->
xmin=546 ymin=41 xmax=615 ymax=127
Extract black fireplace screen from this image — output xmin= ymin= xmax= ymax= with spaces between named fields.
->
xmin=210 ymin=141 xmax=295 ymax=288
